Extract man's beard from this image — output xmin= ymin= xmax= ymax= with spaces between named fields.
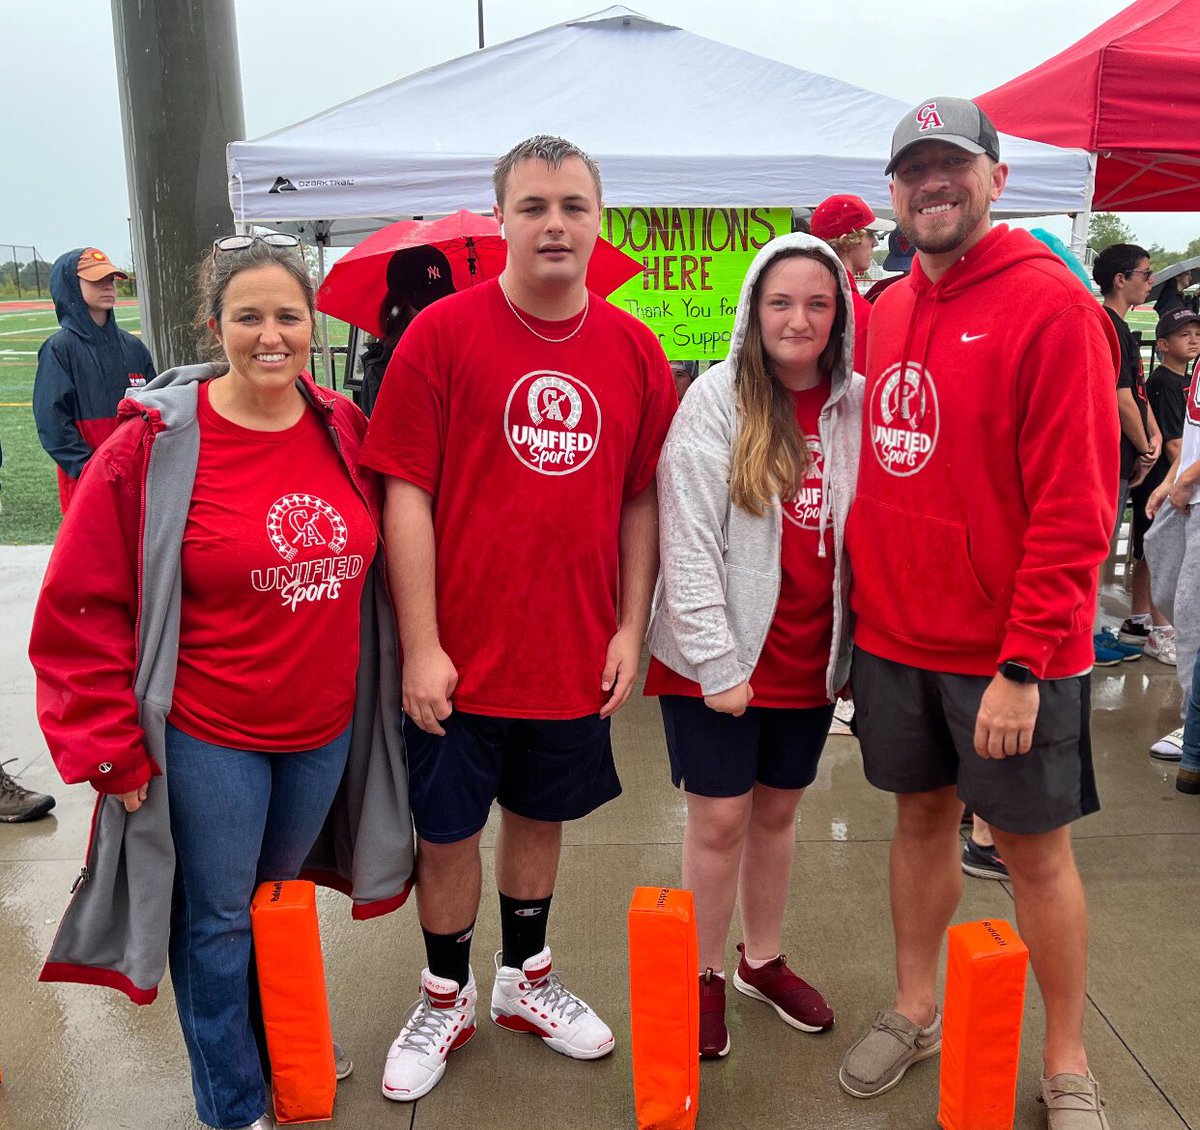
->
xmin=900 ymin=193 xmax=989 ymax=257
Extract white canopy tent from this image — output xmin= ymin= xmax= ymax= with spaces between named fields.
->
xmin=226 ymin=6 xmax=1093 ymax=247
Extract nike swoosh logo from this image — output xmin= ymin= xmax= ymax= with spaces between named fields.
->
xmin=961 ymin=332 xmax=987 ymax=343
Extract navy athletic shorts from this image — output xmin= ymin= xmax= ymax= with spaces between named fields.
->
xmin=403 ymin=710 xmax=621 ymax=844
xmin=658 ymin=695 xmax=834 ymax=797
xmin=851 ymin=647 xmax=1099 ymax=835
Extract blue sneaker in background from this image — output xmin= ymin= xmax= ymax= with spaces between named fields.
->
xmin=1094 ymin=629 xmax=1141 ymax=662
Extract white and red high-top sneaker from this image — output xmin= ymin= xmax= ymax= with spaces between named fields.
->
xmin=490 ymin=946 xmax=614 ymax=1060
xmin=381 ymin=968 xmax=477 ymax=1102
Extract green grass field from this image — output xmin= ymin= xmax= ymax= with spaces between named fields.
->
xmin=0 ymin=302 xmax=77 ymax=545
xmin=0 ymin=301 xmax=352 ymax=545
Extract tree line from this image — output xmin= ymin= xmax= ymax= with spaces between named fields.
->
xmin=1089 ymin=214 xmax=1199 ymax=272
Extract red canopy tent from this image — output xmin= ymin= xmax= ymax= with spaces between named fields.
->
xmin=977 ymin=0 xmax=1200 ymax=246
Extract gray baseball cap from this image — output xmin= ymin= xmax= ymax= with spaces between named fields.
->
xmin=885 ymin=97 xmax=1001 ymax=176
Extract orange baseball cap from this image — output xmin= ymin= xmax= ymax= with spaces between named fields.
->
xmin=77 ymin=248 xmax=129 ymax=282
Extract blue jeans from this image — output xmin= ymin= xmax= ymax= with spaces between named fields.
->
xmin=165 ymin=722 xmax=351 ymax=1129
xmin=1183 ymin=648 xmax=1200 ymax=775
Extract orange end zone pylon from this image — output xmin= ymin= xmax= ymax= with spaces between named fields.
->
xmin=938 ymin=918 xmax=1030 ymax=1130
xmin=628 ymin=886 xmax=699 ymax=1130
xmin=251 ymin=880 xmax=337 ymax=1124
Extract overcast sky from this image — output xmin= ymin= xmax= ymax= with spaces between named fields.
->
xmin=6 ymin=0 xmax=1194 ymax=268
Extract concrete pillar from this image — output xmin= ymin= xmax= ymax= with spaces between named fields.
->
xmin=110 ymin=0 xmax=245 ymax=368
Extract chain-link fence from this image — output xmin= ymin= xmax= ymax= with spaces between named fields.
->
xmin=0 ymin=245 xmax=51 ymax=299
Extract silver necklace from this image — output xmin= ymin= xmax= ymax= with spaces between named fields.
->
xmin=498 ymin=276 xmax=589 ymax=344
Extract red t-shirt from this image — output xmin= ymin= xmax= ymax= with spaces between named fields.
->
xmin=852 ymin=288 xmax=872 ymax=375
xmin=169 ymin=383 xmax=377 ymax=750
xmin=360 ymin=279 xmax=675 ymax=719
xmin=645 ymin=381 xmax=835 ymax=708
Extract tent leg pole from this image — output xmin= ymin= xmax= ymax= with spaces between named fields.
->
xmin=316 ymin=238 xmax=334 ymax=388
xmin=1069 ymin=152 xmax=1097 ymax=262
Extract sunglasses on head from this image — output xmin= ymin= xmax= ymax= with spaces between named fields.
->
xmin=212 ymin=233 xmax=302 ymax=255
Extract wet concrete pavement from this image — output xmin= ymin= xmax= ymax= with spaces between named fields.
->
xmin=1 ymin=544 xmax=1196 ymax=1129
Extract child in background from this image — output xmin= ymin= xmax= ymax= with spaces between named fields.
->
xmin=1126 ymin=310 xmax=1200 ymax=672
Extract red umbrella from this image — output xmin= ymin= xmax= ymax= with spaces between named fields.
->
xmin=315 ymin=208 xmax=644 ymax=336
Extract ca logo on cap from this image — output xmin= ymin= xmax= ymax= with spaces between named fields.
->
xmin=916 ymin=102 xmax=944 ymax=132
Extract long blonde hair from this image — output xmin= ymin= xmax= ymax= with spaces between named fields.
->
xmin=730 ymin=249 xmax=846 ymax=516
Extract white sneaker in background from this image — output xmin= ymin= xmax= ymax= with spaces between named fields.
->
xmin=1150 ymin=728 xmax=1184 ymax=762
xmin=1144 ymin=628 xmax=1177 ymax=666
xmin=830 ymin=699 xmax=855 ymax=736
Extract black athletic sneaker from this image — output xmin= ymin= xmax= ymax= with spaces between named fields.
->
xmin=0 ymin=760 xmax=56 ymax=823
xmin=961 ymin=836 xmax=1008 ymax=880
xmin=1118 ymin=618 xmax=1152 ymax=645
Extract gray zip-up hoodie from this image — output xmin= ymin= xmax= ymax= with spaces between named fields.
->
xmin=34 ymin=364 xmax=414 ymax=1002
xmin=646 ymin=233 xmax=864 ymax=700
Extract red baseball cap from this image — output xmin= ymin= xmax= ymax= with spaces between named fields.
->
xmin=809 ymin=195 xmax=895 ymax=242
xmin=77 ymin=248 xmax=128 ymax=282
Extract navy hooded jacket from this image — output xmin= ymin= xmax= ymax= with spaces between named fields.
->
xmin=33 ymin=249 xmax=156 ymax=485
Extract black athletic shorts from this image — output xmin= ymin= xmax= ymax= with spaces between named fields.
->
xmin=403 ymin=711 xmax=621 ymax=844
xmin=850 ymin=647 xmax=1099 ymax=835
xmin=658 ymin=695 xmax=834 ymax=797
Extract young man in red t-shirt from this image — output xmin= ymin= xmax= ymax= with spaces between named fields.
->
xmin=360 ymin=135 xmax=675 ymax=1102
xmin=838 ymin=99 xmax=1120 ymax=1127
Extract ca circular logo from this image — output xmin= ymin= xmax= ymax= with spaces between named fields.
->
xmin=784 ymin=435 xmax=824 ymax=530
xmin=869 ymin=362 xmax=939 ymax=477
xmin=267 ymin=494 xmax=347 ymax=562
xmin=504 ymin=370 xmax=601 ymax=476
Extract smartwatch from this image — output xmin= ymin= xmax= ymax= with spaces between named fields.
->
xmin=998 ymin=660 xmax=1038 ymax=685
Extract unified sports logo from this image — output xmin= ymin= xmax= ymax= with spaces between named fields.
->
xmin=784 ymin=435 xmax=824 ymax=530
xmin=869 ymin=362 xmax=940 ymax=476
xmin=504 ymin=370 xmax=601 ymax=476
xmin=1188 ymin=379 xmax=1200 ymax=425
xmin=266 ymin=494 xmax=348 ymax=562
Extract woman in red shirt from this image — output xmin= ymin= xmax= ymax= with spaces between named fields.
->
xmin=645 ymin=234 xmax=863 ymax=1060
xmin=31 ymin=237 xmax=383 ymax=1130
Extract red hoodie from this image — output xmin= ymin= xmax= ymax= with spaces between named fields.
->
xmin=847 ymin=225 xmax=1120 ymax=680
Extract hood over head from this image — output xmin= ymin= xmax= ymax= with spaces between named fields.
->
xmin=50 ymin=248 xmax=118 ymax=343
xmin=725 ymin=232 xmax=858 ymax=393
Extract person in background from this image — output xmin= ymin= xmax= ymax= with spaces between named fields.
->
xmin=33 ymin=248 xmax=156 ymax=512
xmin=1125 ymin=310 xmax=1200 ymax=670
xmin=669 ymin=359 xmax=699 ymax=402
xmin=1093 ymin=243 xmax=1161 ymax=666
xmin=961 ymin=812 xmax=1008 ymax=880
xmin=1142 ymin=310 xmax=1200 ymax=763
xmin=1154 ymin=270 xmax=1194 ymax=319
xmin=864 ymin=230 xmax=915 ymax=305
xmin=808 ymin=194 xmax=894 ymax=374
xmin=0 ymin=424 xmax=57 ymax=820
xmin=359 ymin=245 xmax=456 ymax=416
xmin=29 ymin=235 xmax=410 ymax=1130
xmin=645 ymin=232 xmax=861 ymax=1060
xmin=1146 ymin=401 xmax=1200 ymax=794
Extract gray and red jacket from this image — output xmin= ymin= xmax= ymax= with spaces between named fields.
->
xmin=28 ymin=363 xmax=414 ymax=1003
xmin=33 ymin=249 xmax=157 ymax=511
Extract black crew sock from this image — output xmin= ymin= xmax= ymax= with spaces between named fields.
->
xmin=422 ymin=921 xmax=475 ymax=989
xmin=499 ymin=892 xmax=553 ymax=969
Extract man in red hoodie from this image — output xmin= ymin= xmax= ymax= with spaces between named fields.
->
xmin=838 ymin=98 xmax=1120 ymax=1129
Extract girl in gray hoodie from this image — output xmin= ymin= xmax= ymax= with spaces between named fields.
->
xmin=644 ymin=233 xmax=863 ymax=1060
